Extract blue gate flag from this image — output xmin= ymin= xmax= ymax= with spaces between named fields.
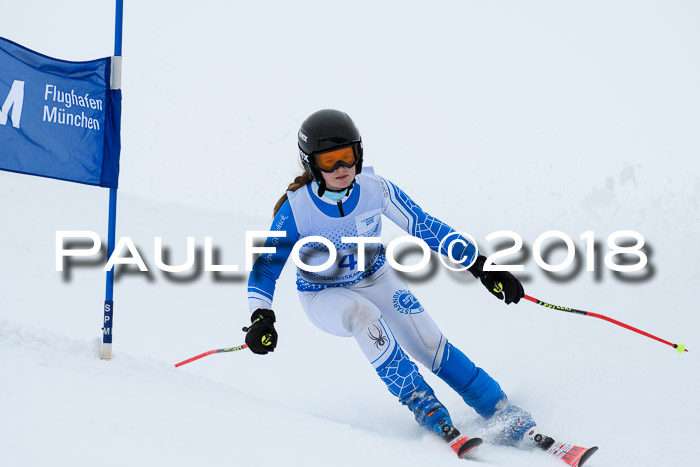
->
xmin=0 ymin=36 xmax=121 ymax=188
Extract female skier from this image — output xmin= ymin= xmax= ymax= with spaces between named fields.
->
xmin=244 ymin=109 xmax=537 ymax=457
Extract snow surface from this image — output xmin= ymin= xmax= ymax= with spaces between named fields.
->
xmin=1 ymin=1 xmax=699 ymax=466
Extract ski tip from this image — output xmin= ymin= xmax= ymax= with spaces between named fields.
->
xmin=457 ymin=437 xmax=483 ymax=458
xmin=577 ymin=446 xmax=598 ymax=467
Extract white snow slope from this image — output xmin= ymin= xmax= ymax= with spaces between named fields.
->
xmin=1 ymin=2 xmax=699 ymax=467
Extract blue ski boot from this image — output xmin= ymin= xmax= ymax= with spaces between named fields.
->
xmin=486 ymin=397 xmax=536 ymax=445
xmin=401 ymin=380 xmax=455 ymax=439
xmin=400 ymin=380 xmax=484 ymax=458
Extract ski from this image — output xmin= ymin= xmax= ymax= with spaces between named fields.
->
xmin=440 ymin=423 xmax=483 ymax=459
xmin=527 ymin=428 xmax=598 ymax=467
xmin=449 ymin=433 xmax=483 ymax=459
xmin=544 ymin=442 xmax=598 ymax=467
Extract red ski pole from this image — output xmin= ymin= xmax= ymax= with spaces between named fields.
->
xmin=175 ymin=344 xmax=248 ymax=368
xmin=523 ymin=294 xmax=688 ymax=354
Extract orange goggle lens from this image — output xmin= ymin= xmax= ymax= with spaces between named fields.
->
xmin=315 ymin=146 xmax=357 ymax=172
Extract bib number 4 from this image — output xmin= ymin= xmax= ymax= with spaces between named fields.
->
xmin=338 ymin=253 xmax=358 ymax=270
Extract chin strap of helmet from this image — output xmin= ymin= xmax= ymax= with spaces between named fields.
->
xmin=317 ymin=180 xmax=327 ymax=197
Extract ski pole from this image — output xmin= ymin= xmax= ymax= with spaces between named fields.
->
xmin=175 ymin=344 xmax=248 ymax=368
xmin=523 ymin=294 xmax=688 ymax=354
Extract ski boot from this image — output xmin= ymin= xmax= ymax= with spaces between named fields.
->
xmin=401 ymin=381 xmax=482 ymax=458
xmin=485 ymin=398 xmax=537 ymax=445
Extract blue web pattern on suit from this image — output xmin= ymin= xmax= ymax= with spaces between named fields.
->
xmin=382 ymin=178 xmax=477 ymax=265
xmin=372 ymin=328 xmax=455 ymax=432
xmin=368 ymin=319 xmax=422 ymax=399
xmin=375 ymin=341 xmax=424 ymax=399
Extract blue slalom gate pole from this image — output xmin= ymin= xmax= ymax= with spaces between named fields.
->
xmin=102 ymin=0 xmax=123 ymax=360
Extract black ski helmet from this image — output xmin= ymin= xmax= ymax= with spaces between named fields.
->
xmin=298 ymin=109 xmax=363 ymax=183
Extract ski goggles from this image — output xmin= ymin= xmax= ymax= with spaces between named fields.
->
xmin=314 ymin=145 xmax=359 ymax=173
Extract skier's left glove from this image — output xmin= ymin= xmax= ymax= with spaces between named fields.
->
xmin=468 ymin=255 xmax=524 ymax=305
xmin=243 ymin=308 xmax=278 ymax=354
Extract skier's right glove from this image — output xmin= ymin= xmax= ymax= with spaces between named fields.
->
xmin=243 ymin=308 xmax=278 ymax=355
xmin=468 ymin=255 xmax=524 ymax=305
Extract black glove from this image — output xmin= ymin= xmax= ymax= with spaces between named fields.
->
xmin=469 ymin=255 xmax=524 ymax=305
xmin=243 ymin=308 xmax=278 ymax=354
